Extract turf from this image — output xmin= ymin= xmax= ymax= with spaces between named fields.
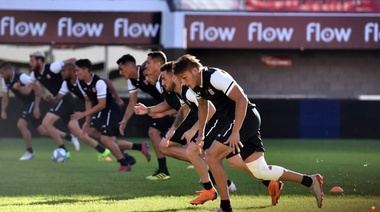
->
xmin=0 ymin=138 xmax=379 ymax=211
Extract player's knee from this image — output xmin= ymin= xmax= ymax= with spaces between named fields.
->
xmin=246 ymin=156 xmax=283 ymax=180
xmin=158 ymin=140 xmax=168 ymax=154
xmin=16 ymin=119 xmax=27 ymax=130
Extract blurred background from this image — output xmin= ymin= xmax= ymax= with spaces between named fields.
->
xmin=1 ymin=0 xmax=379 ymax=139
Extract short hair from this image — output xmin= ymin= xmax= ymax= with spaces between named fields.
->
xmin=0 ymin=62 xmax=13 ymax=71
xmin=160 ymin=61 xmax=174 ymax=74
xmin=63 ymin=62 xmax=76 ymax=70
xmin=75 ymin=59 xmax=92 ymax=71
xmin=116 ymin=54 xmax=136 ymax=65
xmin=147 ymin=51 xmax=167 ymax=64
xmin=173 ymin=54 xmax=202 ymax=75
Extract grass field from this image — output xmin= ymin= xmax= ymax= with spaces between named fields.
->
xmin=0 ymin=138 xmax=379 ymax=212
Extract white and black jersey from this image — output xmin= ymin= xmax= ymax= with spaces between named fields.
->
xmin=78 ymin=74 xmax=114 ymax=107
xmin=58 ymin=79 xmax=85 ymax=101
xmin=2 ymin=71 xmax=34 ymax=104
xmin=191 ymin=67 xmax=255 ymax=120
xmin=127 ymin=65 xmax=163 ymax=103
xmin=176 ymin=85 xmax=198 ymax=111
xmin=30 ymin=62 xmax=64 ymax=96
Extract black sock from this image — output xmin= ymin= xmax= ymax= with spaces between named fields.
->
xmin=95 ymin=144 xmax=106 ymax=153
xmin=59 ymin=145 xmax=68 ymax=152
xmin=203 ymin=181 xmax=213 ymax=190
xmin=262 ymin=180 xmax=270 ymax=187
xmin=227 ymin=179 xmax=232 ymax=186
xmin=220 ymin=200 xmax=232 ymax=212
xmin=26 ymin=148 xmax=33 ymax=153
xmin=208 ymin=170 xmax=216 ymax=185
xmin=158 ymin=157 xmax=168 ymax=174
xmin=301 ymin=175 xmax=313 ymax=187
xmin=118 ymin=157 xmax=129 ymax=166
xmin=64 ymin=133 xmax=72 ymax=141
xmin=132 ymin=143 xmax=142 ymax=150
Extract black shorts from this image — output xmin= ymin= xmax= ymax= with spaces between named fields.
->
xmin=170 ymin=110 xmax=198 ymax=145
xmin=215 ymin=107 xmax=265 ymax=161
xmin=150 ymin=115 xmax=175 ymax=137
xmin=95 ymin=102 xmax=123 ymax=137
xmin=20 ymin=101 xmax=43 ymax=128
xmin=48 ymin=94 xmax=76 ymax=125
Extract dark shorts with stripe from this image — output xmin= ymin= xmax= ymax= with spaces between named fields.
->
xmin=48 ymin=94 xmax=76 ymax=125
xmin=170 ymin=110 xmax=198 ymax=145
xmin=93 ymin=101 xmax=122 ymax=137
xmin=215 ymin=107 xmax=265 ymax=160
xmin=20 ymin=101 xmax=43 ymax=128
xmin=150 ymin=115 xmax=175 ymax=138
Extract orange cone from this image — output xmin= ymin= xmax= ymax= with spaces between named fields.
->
xmin=330 ymin=186 xmax=344 ymax=193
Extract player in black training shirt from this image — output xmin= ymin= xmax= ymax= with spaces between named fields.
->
xmin=71 ymin=59 xmax=131 ymax=171
xmin=173 ymin=54 xmax=324 ymax=212
xmin=117 ymin=52 xmax=173 ymax=180
xmin=46 ymin=63 xmax=150 ymax=163
xmin=0 ymin=62 xmax=71 ymax=160
xmin=29 ymin=51 xmax=79 ymax=155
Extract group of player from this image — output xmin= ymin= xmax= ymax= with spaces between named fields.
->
xmin=0 ymin=50 xmax=324 ymax=212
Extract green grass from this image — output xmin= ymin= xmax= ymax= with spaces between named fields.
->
xmin=0 ymin=138 xmax=379 ymax=212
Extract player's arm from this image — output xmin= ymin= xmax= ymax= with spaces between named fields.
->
xmin=104 ymin=78 xmax=124 ymax=108
xmin=196 ymin=97 xmax=209 ymax=142
xmin=164 ymin=104 xmax=190 ymax=141
xmin=228 ymin=84 xmax=247 ymax=134
xmin=50 ymin=58 xmax=76 ymax=74
xmin=32 ymin=82 xmax=42 ymax=119
xmin=13 ymin=73 xmax=34 ymax=95
xmin=1 ymin=88 xmax=9 ymax=120
xmin=45 ymin=81 xmax=67 ymax=104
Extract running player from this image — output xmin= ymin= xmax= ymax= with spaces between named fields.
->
xmin=173 ymin=54 xmax=324 ymax=212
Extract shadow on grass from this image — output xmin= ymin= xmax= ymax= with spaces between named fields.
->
xmin=28 ymin=199 xmax=91 ymax=205
xmin=130 ymin=205 xmax=271 ymax=212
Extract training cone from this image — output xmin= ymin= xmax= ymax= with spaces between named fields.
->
xmin=330 ymin=186 xmax=344 ymax=193
xmin=104 ymin=156 xmax=112 ymax=162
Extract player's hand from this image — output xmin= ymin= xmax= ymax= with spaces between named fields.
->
xmin=116 ymin=98 xmax=125 ymax=108
xmin=44 ymin=94 xmax=53 ymax=102
xmin=164 ymin=129 xmax=175 ymax=146
xmin=71 ymin=111 xmax=85 ymax=120
xmin=1 ymin=111 xmax=7 ymax=120
xmin=134 ymin=103 xmax=148 ymax=115
xmin=181 ymin=129 xmax=197 ymax=145
xmin=223 ymin=132 xmax=243 ymax=154
xmin=119 ymin=119 xmax=127 ymax=136
xmin=33 ymin=107 xmax=41 ymax=119
xmin=12 ymin=82 xmax=21 ymax=90
xmin=194 ymin=135 xmax=205 ymax=153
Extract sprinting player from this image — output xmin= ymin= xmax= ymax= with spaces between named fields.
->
xmin=71 ymin=59 xmax=131 ymax=171
xmin=46 ymin=63 xmax=150 ymax=162
xmin=173 ymin=54 xmax=324 ymax=212
xmin=0 ymin=62 xmax=72 ymax=160
xmin=117 ymin=52 xmax=174 ymax=180
xmin=29 ymin=51 xmax=80 ymax=155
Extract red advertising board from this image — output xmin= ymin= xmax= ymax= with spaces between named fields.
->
xmin=0 ymin=11 xmax=161 ymax=45
xmin=185 ymin=14 xmax=380 ymax=49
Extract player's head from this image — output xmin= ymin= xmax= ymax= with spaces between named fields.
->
xmin=0 ymin=62 xmax=13 ymax=79
xmin=173 ymin=54 xmax=202 ymax=89
xmin=75 ymin=59 xmax=92 ymax=80
xmin=117 ymin=54 xmax=136 ymax=79
xmin=160 ymin=61 xmax=176 ymax=93
xmin=29 ymin=51 xmax=45 ymax=72
xmin=61 ymin=63 xmax=76 ymax=80
xmin=144 ymin=51 xmax=167 ymax=85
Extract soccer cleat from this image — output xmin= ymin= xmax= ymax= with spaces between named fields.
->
xmin=268 ymin=180 xmax=283 ymax=206
xmin=125 ymin=153 xmax=136 ymax=166
xmin=141 ymin=141 xmax=151 ymax=162
xmin=310 ymin=174 xmax=324 ymax=208
xmin=217 ymin=207 xmax=233 ymax=212
xmin=146 ymin=170 xmax=170 ymax=180
xmin=66 ymin=151 xmax=71 ymax=159
xmin=228 ymin=181 xmax=237 ymax=193
xmin=119 ymin=164 xmax=131 ymax=172
xmin=190 ymin=187 xmax=218 ymax=205
xmin=70 ymin=134 xmax=80 ymax=151
xmin=19 ymin=151 xmax=35 ymax=160
xmin=98 ymin=149 xmax=111 ymax=161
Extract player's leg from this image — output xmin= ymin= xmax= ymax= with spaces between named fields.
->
xmin=17 ymin=117 xmax=35 ymax=160
xmin=159 ymin=138 xmax=188 ymax=162
xmin=116 ymin=139 xmax=151 ymax=162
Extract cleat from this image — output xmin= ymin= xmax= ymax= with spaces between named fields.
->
xmin=228 ymin=180 xmax=237 ymax=193
xmin=190 ymin=187 xmax=218 ymax=205
xmin=119 ymin=164 xmax=131 ymax=172
xmin=98 ymin=148 xmax=111 ymax=161
xmin=66 ymin=151 xmax=71 ymax=159
xmin=217 ymin=208 xmax=233 ymax=212
xmin=70 ymin=134 xmax=80 ymax=151
xmin=268 ymin=180 xmax=283 ymax=206
xmin=310 ymin=174 xmax=324 ymax=208
xmin=141 ymin=141 xmax=151 ymax=162
xmin=187 ymin=164 xmax=194 ymax=169
xmin=125 ymin=153 xmax=136 ymax=166
xmin=19 ymin=151 xmax=35 ymax=160
xmin=146 ymin=170 xmax=170 ymax=180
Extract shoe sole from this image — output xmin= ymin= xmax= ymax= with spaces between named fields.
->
xmin=314 ymin=174 xmax=324 ymax=208
xmin=268 ymin=181 xmax=280 ymax=206
xmin=190 ymin=191 xmax=218 ymax=205
xmin=141 ymin=142 xmax=151 ymax=162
